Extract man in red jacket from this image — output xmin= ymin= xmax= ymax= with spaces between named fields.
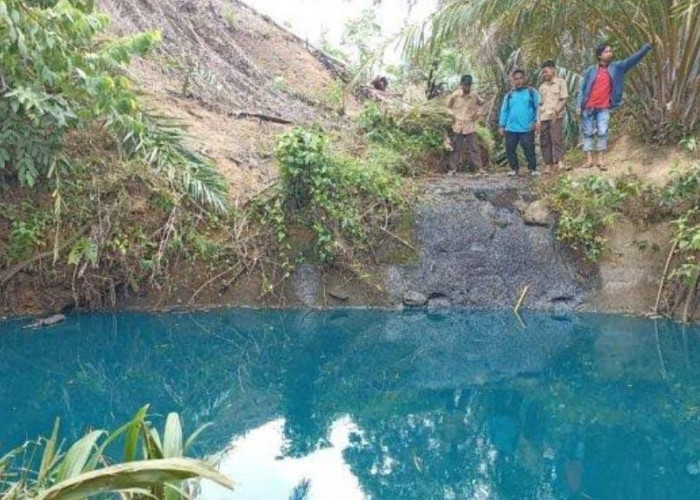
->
xmin=577 ymin=43 xmax=652 ymax=170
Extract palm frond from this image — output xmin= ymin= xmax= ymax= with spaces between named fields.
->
xmin=107 ymin=112 xmax=228 ymax=213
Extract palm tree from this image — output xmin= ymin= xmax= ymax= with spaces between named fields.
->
xmin=401 ymin=0 xmax=700 ymax=140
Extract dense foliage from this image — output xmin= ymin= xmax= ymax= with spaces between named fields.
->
xmin=547 ymin=175 xmax=633 ymax=262
xmin=0 ymin=0 xmax=226 ymax=210
xmin=665 ymin=164 xmax=700 ymax=307
xmin=546 ymin=163 xmax=700 ymax=318
xmin=274 ymin=127 xmax=404 ymax=264
xmin=401 ymin=0 xmax=700 ymax=140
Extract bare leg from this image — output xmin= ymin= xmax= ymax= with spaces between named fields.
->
xmin=598 ymin=151 xmax=607 ymax=171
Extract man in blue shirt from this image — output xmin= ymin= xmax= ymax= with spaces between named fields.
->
xmin=499 ymin=70 xmax=541 ymax=176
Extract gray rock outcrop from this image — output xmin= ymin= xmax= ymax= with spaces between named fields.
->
xmin=385 ymin=177 xmax=589 ymax=311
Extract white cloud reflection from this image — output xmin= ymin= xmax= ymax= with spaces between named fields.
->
xmin=199 ymin=416 xmax=366 ymax=499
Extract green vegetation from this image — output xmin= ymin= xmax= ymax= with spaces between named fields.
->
xmin=0 ymin=0 xmax=226 ymax=209
xmin=0 ymin=0 xmax=239 ymax=308
xmin=665 ymin=164 xmax=700 ymax=318
xmin=0 ymin=405 xmax=233 ymax=499
xmin=358 ymin=102 xmax=444 ymax=175
xmin=545 ymin=163 xmax=700 ymax=319
xmin=403 ymin=0 xmax=700 ymax=140
xmin=341 ymin=8 xmax=382 ymax=74
xmin=272 ymin=127 xmax=404 ymax=264
xmin=546 ymin=175 xmax=638 ymax=262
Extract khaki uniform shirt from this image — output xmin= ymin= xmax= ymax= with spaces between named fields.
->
xmin=538 ymin=76 xmax=569 ymax=121
xmin=447 ymin=89 xmax=484 ymax=135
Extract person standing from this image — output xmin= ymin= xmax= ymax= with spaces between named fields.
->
xmin=499 ymin=70 xmax=541 ymax=177
xmin=577 ymin=43 xmax=652 ymax=170
xmin=447 ymin=75 xmax=485 ymax=174
xmin=539 ymin=60 xmax=569 ymax=174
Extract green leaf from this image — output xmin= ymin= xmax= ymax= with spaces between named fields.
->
xmin=38 ymin=418 xmax=61 ymax=485
xmin=124 ymin=404 xmax=150 ymax=462
xmin=183 ymin=422 xmax=212 ymax=454
xmin=163 ymin=413 xmax=183 ymax=458
xmin=37 ymin=458 xmax=235 ymax=500
xmin=55 ymin=430 xmax=106 ymax=481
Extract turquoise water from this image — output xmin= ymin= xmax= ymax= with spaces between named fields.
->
xmin=1 ymin=309 xmax=700 ymax=499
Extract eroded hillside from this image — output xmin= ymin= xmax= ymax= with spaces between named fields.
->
xmin=100 ymin=0 xmax=345 ymax=196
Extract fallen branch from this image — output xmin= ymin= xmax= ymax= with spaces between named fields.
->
xmin=150 ymin=205 xmax=179 ymax=282
xmin=653 ymin=239 xmax=678 ymax=315
xmin=187 ymin=266 xmax=244 ymax=306
xmin=514 ymin=285 xmax=530 ymax=314
xmin=380 ymin=226 xmax=416 ymax=252
xmin=682 ymin=270 xmax=700 ymax=324
xmin=0 ymin=224 xmax=91 ymax=288
xmin=231 ymin=112 xmax=293 ymax=125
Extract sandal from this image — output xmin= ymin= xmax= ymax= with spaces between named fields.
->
xmin=582 ymin=162 xmax=594 ymax=169
xmin=597 ymin=164 xmax=608 ymax=171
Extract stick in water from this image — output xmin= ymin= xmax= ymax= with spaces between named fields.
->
xmin=514 ymin=285 xmax=530 ymax=314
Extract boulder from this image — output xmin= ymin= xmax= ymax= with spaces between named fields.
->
xmin=403 ymin=291 xmax=428 ymax=307
xmin=522 ymin=199 xmax=552 ymax=226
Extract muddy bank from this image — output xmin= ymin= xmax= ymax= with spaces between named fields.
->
xmin=0 ymin=176 xmax=677 ymax=319
xmin=280 ymin=176 xmax=672 ymax=315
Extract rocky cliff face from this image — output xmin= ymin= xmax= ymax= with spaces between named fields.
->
xmin=383 ymin=177 xmax=591 ymax=310
xmin=287 ymin=176 xmax=594 ymax=312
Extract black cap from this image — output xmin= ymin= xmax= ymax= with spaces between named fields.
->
xmin=460 ymin=75 xmax=473 ymax=85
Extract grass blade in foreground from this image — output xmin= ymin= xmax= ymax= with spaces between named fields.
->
xmin=37 ymin=458 xmax=235 ymax=500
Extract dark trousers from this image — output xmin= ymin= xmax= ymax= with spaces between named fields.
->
xmin=449 ymin=132 xmax=482 ymax=171
xmin=540 ymin=119 xmax=564 ymax=165
xmin=505 ymin=130 xmax=536 ymax=172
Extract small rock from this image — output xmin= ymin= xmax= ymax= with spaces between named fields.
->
xmin=24 ymin=314 xmax=66 ymax=329
xmin=328 ymin=288 xmax=350 ymax=301
xmin=403 ymin=291 xmax=428 ymax=307
xmin=523 ymin=199 xmax=552 ymax=226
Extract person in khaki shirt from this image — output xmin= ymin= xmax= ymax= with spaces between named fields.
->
xmin=538 ymin=60 xmax=569 ymax=174
xmin=447 ymin=75 xmax=485 ymax=174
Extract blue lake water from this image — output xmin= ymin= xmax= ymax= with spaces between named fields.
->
xmin=1 ymin=309 xmax=700 ymax=499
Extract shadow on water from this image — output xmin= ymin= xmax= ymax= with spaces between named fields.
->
xmin=1 ymin=309 xmax=700 ymax=498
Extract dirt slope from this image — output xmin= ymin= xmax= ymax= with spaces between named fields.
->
xmin=100 ymin=0 xmax=344 ymax=196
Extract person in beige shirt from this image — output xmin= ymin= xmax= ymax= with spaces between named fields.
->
xmin=538 ymin=60 xmax=569 ymax=174
xmin=447 ymin=75 xmax=485 ymax=174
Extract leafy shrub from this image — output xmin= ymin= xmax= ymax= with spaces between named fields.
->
xmin=548 ymin=175 xmax=631 ymax=261
xmin=0 ymin=0 xmax=226 ymax=211
xmin=358 ymin=101 xmax=495 ymax=174
xmin=663 ymin=163 xmax=700 ymax=210
xmin=671 ymin=207 xmax=700 ymax=286
xmin=665 ymin=165 xmax=700 ymax=293
xmin=275 ymin=127 xmax=403 ymax=263
xmin=357 ymin=102 xmax=444 ymax=174
xmin=8 ymin=211 xmax=51 ymax=262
